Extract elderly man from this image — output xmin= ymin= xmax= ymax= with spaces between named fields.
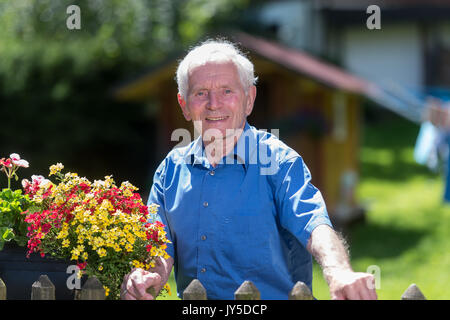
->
xmin=121 ymin=39 xmax=377 ymax=300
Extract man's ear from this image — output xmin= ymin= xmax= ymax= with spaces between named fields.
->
xmin=245 ymin=85 xmax=257 ymax=116
xmin=177 ymin=93 xmax=191 ymax=121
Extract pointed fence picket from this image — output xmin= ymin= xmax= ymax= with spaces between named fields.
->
xmin=0 ymin=275 xmax=105 ymax=300
xmin=182 ymin=278 xmax=428 ymax=300
xmin=0 ymin=275 xmax=428 ymax=300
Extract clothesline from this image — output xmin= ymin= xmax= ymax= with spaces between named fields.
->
xmin=412 ymin=89 xmax=450 ymax=203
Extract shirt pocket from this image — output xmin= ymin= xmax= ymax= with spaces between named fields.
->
xmin=219 ymin=211 xmax=271 ymax=274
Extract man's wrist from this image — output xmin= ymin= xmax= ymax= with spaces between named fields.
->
xmin=322 ymin=266 xmax=353 ymax=284
xmin=149 ymin=256 xmax=174 ymax=285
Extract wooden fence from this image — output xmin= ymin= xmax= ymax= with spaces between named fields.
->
xmin=182 ymin=279 xmax=428 ymax=300
xmin=0 ymin=275 xmax=427 ymax=300
xmin=0 ymin=275 xmax=106 ymax=300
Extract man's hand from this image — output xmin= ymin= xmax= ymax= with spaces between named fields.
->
xmin=121 ymin=268 xmax=163 ymax=300
xmin=325 ymin=268 xmax=377 ymax=300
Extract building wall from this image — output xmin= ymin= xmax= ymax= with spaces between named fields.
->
xmin=341 ymin=22 xmax=424 ymax=90
xmin=256 ymin=0 xmax=325 ymax=54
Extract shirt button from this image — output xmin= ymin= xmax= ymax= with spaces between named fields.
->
xmin=201 ymin=235 xmax=207 ymax=241
xmin=203 ymin=201 xmax=208 ymax=207
xmin=209 ymin=170 xmax=215 ymax=176
xmin=200 ymin=268 xmax=206 ymax=273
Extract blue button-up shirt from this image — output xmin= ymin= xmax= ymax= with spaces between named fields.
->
xmin=148 ymin=122 xmax=332 ymax=299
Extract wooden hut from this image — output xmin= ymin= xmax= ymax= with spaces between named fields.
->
xmin=113 ymin=32 xmax=374 ymax=227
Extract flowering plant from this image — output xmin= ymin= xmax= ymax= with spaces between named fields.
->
xmin=23 ymin=163 xmax=171 ymax=299
xmin=0 ymin=153 xmax=31 ymax=250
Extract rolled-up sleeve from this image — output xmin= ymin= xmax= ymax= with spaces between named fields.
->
xmin=273 ymin=156 xmax=333 ymax=248
xmin=147 ymin=159 xmax=175 ymax=260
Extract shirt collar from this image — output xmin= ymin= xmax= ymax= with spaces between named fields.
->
xmin=184 ymin=134 xmax=206 ymax=167
xmin=184 ymin=122 xmax=258 ymax=171
xmin=227 ymin=122 xmax=258 ymax=171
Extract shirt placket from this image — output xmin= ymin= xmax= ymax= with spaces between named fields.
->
xmin=196 ymin=166 xmax=219 ymax=286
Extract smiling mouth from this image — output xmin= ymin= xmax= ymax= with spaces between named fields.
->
xmin=205 ymin=116 xmax=228 ymax=121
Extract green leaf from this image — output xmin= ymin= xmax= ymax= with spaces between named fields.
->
xmin=0 ymin=189 xmax=13 ymax=200
xmin=26 ymin=205 xmax=41 ymax=215
xmin=0 ymin=227 xmax=14 ymax=242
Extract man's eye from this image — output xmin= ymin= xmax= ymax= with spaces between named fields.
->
xmin=224 ymin=89 xmax=232 ymax=94
xmin=196 ymin=91 xmax=206 ymax=97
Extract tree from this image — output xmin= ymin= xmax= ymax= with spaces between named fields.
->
xmin=0 ymin=0 xmax=249 ymax=194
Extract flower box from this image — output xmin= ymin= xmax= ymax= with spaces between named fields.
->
xmin=0 ymin=242 xmax=76 ymax=300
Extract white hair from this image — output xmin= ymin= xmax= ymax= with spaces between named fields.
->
xmin=176 ymin=39 xmax=258 ymax=99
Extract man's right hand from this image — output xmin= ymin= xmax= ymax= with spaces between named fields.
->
xmin=121 ymin=268 xmax=162 ymax=300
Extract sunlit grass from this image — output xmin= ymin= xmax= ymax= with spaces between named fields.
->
xmin=313 ymin=114 xmax=450 ymax=300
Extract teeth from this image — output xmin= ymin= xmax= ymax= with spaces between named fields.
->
xmin=206 ymin=117 xmax=227 ymax=121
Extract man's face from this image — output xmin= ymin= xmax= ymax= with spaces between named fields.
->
xmin=178 ymin=62 xmax=256 ymax=140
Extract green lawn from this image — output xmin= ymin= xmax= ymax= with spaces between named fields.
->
xmin=313 ymin=114 xmax=450 ymax=300
xmin=159 ymin=113 xmax=450 ymax=300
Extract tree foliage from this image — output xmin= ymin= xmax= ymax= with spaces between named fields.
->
xmin=0 ymin=0 xmax=249 ymax=194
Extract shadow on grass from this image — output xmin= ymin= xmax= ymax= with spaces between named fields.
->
xmin=360 ymin=114 xmax=440 ymax=181
xmin=360 ymin=161 xmax=437 ymax=182
xmin=349 ymin=111 xmax=439 ymax=259
xmin=346 ymin=222 xmax=427 ymax=260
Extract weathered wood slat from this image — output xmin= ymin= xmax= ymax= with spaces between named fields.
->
xmin=234 ymin=280 xmax=260 ymax=300
xmin=288 ymin=281 xmax=313 ymax=300
xmin=79 ymin=276 xmax=106 ymax=300
xmin=31 ymin=275 xmax=55 ymax=300
xmin=183 ymin=279 xmax=207 ymax=300
xmin=401 ymin=283 xmax=426 ymax=300
xmin=0 ymin=278 xmax=6 ymax=300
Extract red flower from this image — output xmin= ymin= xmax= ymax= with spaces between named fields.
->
xmin=0 ymin=158 xmax=12 ymax=168
xmin=77 ymin=262 xmax=87 ymax=270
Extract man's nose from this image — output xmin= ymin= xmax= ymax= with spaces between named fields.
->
xmin=207 ymin=91 xmax=221 ymax=110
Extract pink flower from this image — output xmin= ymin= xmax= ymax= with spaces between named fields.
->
xmin=0 ymin=158 xmax=12 ymax=168
xmin=31 ymin=175 xmax=48 ymax=185
xmin=22 ymin=179 xmax=31 ymax=189
xmin=10 ymin=153 xmax=20 ymax=161
xmin=10 ymin=153 xmax=29 ymax=168
xmin=14 ymin=159 xmax=29 ymax=168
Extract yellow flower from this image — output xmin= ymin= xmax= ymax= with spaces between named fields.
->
xmin=120 ymin=181 xmax=138 ymax=191
xmin=28 ymin=165 xmax=172 ymax=299
xmin=164 ymin=283 xmax=171 ymax=296
xmin=33 ymin=195 xmax=43 ymax=204
xmin=71 ymin=248 xmax=80 ymax=260
xmin=97 ymin=247 xmax=107 ymax=258
xmin=49 ymin=163 xmax=64 ymax=176
xmin=122 ymin=188 xmax=133 ymax=197
xmin=62 ymin=239 xmax=70 ymax=248
xmin=148 ymin=203 xmax=159 ymax=215
xmin=56 ymin=228 xmax=68 ymax=240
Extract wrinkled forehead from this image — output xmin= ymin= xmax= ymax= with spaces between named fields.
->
xmin=187 ymin=53 xmax=237 ymax=77
xmin=188 ymin=62 xmax=241 ymax=86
